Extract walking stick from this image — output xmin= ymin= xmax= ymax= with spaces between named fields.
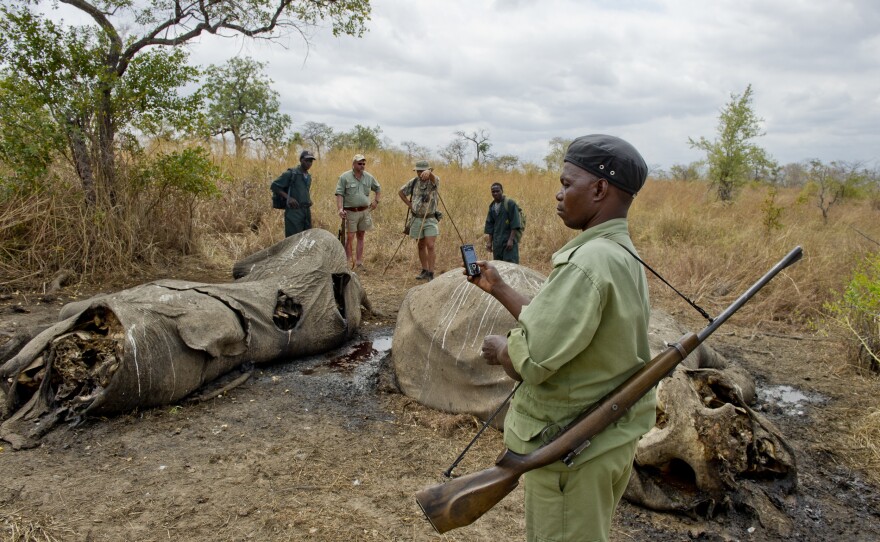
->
xmin=382 ymin=208 xmax=412 ymax=275
xmin=382 ymin=205 xmax=431 ymax=275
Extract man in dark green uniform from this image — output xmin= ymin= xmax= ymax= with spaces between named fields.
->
xmin=483 ymin=182 xmax=522 ymax=263
xmin=467 ymin=134 xmax=653 ymax=542
xmin=271 ymin=150 xmax=316 ymax=237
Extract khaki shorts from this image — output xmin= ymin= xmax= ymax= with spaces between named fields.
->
xmin=344 ymin=209 xmax=373 ymax=232
xmin=408 ymin=217 xmax=439 ymax=239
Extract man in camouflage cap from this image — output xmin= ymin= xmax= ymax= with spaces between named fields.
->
xmin=467 ymin=134 xmax=652 ymax=542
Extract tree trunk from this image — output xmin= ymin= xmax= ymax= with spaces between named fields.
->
xmin=66 ymin=117 xmax=97 ymax=206
xmin=97 ymin=87 xmax=117 ymax=207
xmin=234 ymin=129 xmax=244 ymax=159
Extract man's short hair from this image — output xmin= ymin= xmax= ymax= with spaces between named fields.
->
xmin=491 ymin=182 xmax=503 ymax=190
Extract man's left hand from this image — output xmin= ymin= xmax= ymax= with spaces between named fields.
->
xmin=481 ymin=335 xmax=507 ymax=366
xmin=481 ymin=335 xmax=522 ymax=381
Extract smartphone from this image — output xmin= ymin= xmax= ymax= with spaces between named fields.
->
xmin=460 ymin=244 xmax=481 ymax=277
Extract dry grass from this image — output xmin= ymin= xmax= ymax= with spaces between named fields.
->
xmin=850 ymin=407 xmax=880 ymax=480
xmin=3 ymin=149 xmax=877 ymax=338
xmin=0 ymin=511 xmax=71 ymax=542
xmin=199 ymin=151 xmax=880 ymax=332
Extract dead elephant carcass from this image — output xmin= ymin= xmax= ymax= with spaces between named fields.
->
xmin=392 ymin=264 xmax=796 ymax=529
xmin=392 ymin=262 xmax=546 ymax=425
xmin=0 ymin=229 xmax=367 ymax=448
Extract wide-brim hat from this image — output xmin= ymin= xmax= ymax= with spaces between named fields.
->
xmin=413 ymin=160 xmax=431 ymax=171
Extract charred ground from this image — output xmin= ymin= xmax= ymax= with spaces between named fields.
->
xmin=1 ymin=266 xmax=879 ymax=542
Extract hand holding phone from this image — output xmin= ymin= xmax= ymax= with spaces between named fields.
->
xmin=460 ymin=244 xmax=481 ymax=277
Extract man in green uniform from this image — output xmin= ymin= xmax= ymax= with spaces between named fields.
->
xmin=397 ymin=160 xmax=440 ymax=280
xmin=483 ymin=182 xmax=522 ymax=264
xmin=271 ymin=150 xmax=316 ymax=237
xmin=335 ymin=154 xmax=381 ymax=269
xmin=467 ymin=134 xmax=654 ymax=542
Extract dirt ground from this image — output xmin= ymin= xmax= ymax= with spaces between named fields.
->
xmin=1 ymin=262 xmax=880 ymax=542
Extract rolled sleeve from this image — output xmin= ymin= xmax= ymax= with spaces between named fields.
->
xmin=506 ymin=263 xmax=604 ymax=385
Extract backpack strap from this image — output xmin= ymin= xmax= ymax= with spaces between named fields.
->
xmin=505 ymin=197 xmax=516 ymax=216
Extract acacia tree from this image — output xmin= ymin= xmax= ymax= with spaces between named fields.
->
xmin=543 ymin=136 xmax=571 ymax=172
xmin=301 ymin=121 xmax=335 ymax=158
xmin=0 ymin=0 xmax=370 ymax=205
xmin=668 ymin=162 xmax=704 ymax=182
xmin=804 ymin=159 xmax=868 ymax=224
xmin=331 ymin=124 xmax=383 ymax=151
xmin=688 ymin=84 xmax=775 ymax=201
xmin=203 ymin=57 xmax=291 ymax=158
xmin=400 ymin=140 xmax=430 ymax=162
xmin=439 ymin=138 xmax=467 ymax=169
xmin=455 ymin=129 xmax=491 ymax=166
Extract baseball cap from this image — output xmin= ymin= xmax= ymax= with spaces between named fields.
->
xmin=300 ymin=150 xmax=316 ymax=160
xmin=413 ymin=160 xmax=431 ymax=171
xmin=353 ymin=154 xmax=366 ymax=162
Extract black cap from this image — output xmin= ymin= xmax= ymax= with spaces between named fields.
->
xmin=300 ymin=150 xmax=316 ymax=160
xmin=564 ymin=135 xmax=647 ymax=195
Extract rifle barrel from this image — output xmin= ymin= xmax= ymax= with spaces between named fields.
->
xmin=414 ymin=245 xmax=803 ymax=534
xmin=697 ymin=246 xmax=802 ymax=342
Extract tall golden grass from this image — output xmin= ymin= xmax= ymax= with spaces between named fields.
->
xmin=5 ymin=147 xmax=878 ymax=330
xmin=3 ymin=148 xmax=878 ymax=332
xmin=196 ymin=150 xmax=879 ymax=334
xmin=1 ymin=147 xmax=879 ymax=488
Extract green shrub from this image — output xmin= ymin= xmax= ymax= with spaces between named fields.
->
xmin=824 ymin=252 xmax=880 ymax=372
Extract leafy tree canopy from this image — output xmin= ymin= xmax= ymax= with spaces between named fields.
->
xmin=203 ymin=57 xmax=291 ymax=157
xmin=688 ymin=84 xmax=776 ymax=201
xmin=543 ymin=136 xmax=571 ymax=173
xmin=332 ymin=124 xmax=383 ymax=152
xmin=0 ymin=0 xmax=371 ymax=203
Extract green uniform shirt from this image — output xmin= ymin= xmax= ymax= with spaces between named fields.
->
xmin=399 ymin=176 xmax=440 ymax=218
xmin=335 ymin=170 xmax=380 ymax=208
xmin=484 ymin=196 xmax=522 ymax=263
xmin=271 ymin=165 xmax=313 ymax=236
xmin=272 ymin=165 xmax=312 ymax=206
xmin=504 ymin=218 xmax=656 ymax=468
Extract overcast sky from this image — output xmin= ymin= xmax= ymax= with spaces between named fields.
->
xmin=51 ymin=0 xmax=880 ymax=170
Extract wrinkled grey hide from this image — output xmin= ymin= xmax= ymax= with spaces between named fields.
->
xmin=392 ymin=262 xmax=545 ymax=426
xmin=392 ymin=264 xmax=796 ymax=528
xmin=0 ymin=229 xmax=367 ymax=449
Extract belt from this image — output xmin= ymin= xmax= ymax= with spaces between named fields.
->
xmin=344 ymin=206 xmax=369 ymax=212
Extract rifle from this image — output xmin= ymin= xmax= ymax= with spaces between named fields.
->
xmin=414 ymin=246 xmax=803 ymax=534
xmin=337 ymin=217 xmax=346 ymax=246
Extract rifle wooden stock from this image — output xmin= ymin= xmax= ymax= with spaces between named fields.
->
xmin=415 ymin=246 xmax=803 ymax=534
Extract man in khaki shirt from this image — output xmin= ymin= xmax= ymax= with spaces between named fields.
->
xmin=467 ymin=134 xmax=653 ymax=542
xmin=335 ymin=154 xmax=381 ymax=269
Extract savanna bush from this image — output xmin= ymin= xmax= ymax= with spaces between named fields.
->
xmin=824 ymin=251 xmax=880 ymax=372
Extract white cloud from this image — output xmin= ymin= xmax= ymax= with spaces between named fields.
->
xmin=40 ymin=0 xmax=880 ymax=168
